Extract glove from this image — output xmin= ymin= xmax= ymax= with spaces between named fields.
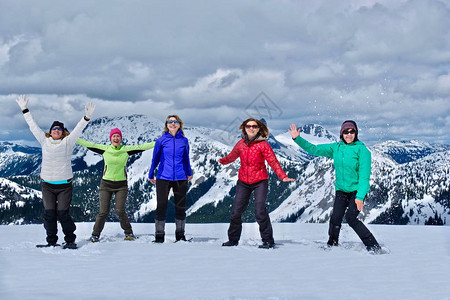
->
xmin=85 ymin=102 xmax=95 ymax=119
xmin=16 ymin=95 xmax=29 ymax=110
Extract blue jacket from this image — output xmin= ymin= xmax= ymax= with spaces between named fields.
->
xmin=148 ymin=131 xmax=192 ymax=181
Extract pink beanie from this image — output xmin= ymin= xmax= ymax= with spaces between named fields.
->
xmin=110 ymin=128 xmax=122 ymax=140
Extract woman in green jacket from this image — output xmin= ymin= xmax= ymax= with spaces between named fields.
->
xmin=77 ymin=128 xmax=155 ymax=242
xmin=288 ymin=120 xmax=381 ymax=252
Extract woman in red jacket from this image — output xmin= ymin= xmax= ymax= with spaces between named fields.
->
xmin=219 ymin=118 xmax=294 ymax=249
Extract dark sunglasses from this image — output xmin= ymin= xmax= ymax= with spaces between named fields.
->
xmin=51 ymin=127 xmax=63 ymax=131
xmin=343 ymin=130 xmax=356 ymax=135
xmin=167 ymin=120 xmax=180 ymax=124
xmin=245 ymin=125 xmax=259 ymax=129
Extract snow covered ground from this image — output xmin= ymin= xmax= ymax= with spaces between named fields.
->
xmin=0 ymin=222 xmax=449 ymax=300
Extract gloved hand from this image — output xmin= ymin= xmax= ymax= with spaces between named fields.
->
xmin=16 ymin=95 xmax=29 ymax=110
xmin=85 ymin=102 xmax=95 ymax=119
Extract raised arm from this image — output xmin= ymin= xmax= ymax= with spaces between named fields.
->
xmin=16 ymin=95 xmax=45 ymax=144
xmin=289 ymin=124 xmax=334 ymax=158
xmin=66 ymin=102 xmax=95 ymax=147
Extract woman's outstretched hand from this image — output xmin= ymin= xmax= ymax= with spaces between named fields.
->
xmin=85 ymin=102 xmax=95 ymax=120
xmin=288 ymin=124 xmax=301 ymax=139
xmin=16 ymin=95 xmax=29 ymax=110
xmin=283 ymin=177 xmax=295 ymax=182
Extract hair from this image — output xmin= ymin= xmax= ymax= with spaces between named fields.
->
xmin=164 ymin=115 xmax=184 ymax=135
xmin=45 ymin=130 xmax=70 ymax=140
xmin=239 ymin=118 xmax=270 ymax=138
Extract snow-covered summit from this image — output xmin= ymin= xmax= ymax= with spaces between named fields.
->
xmin=370 ymin=140 xmax=450 ymax=164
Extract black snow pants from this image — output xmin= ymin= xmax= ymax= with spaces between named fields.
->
xmin=227 ymin=179 xmax=274 ymax=244
xmin=41 ymin=181 xmax=76 ymax=244
xmin=328 ymin=191 xmax=379 ymax=248
xmin=155 ymin=179 xmax=188 ymax=221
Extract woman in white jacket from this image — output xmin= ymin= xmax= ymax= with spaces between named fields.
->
xmin=16 ymin=95 xmax=95 ymax=249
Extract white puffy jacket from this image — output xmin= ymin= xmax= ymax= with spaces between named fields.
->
xmin=23 ymin=111 xmax=89 ymax=182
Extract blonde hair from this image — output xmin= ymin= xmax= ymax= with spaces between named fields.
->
xmin=239 ymin=118 xmax=269 ymax=138
xmin=164 ymin=115 xmax=184 ymax=135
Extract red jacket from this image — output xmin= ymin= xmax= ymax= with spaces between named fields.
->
xmin=219 ymin=138 xmax=288 ymax=184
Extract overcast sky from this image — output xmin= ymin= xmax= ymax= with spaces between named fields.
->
xmin=1 ymin=0 xmax=449 ymax=146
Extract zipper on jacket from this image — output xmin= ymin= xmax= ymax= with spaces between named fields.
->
xmin=173 ymin=135 xmax=176 ymax=181
xmin=246 ymin=141 xmax=250 ymax=183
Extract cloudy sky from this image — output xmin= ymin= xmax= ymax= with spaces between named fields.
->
xmin=1 ymin=0 xmax=449 ymax=146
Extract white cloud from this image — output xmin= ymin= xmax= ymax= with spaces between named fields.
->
xmin=0 ymin=0 xmax=449 ymax=145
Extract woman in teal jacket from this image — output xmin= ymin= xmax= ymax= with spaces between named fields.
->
xmin=77 ymin=128 xmax=154 ymax=242
xmin=289 ymin=120 xmax=381 ymax=252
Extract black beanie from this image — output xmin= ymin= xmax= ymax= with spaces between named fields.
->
xmin=49 ymin=121 xmax=65 ymax=133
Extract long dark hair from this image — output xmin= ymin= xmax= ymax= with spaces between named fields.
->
xmin=239 ymin=118 xmax=269 ymax=138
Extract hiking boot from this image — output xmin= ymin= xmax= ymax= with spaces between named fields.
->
xmin=327 ymin=237 xmax=339 ymax=247
xmin=222 ymin=240 xmax=239 ymax=247
xmin=176 ymin=233 xmax=187 ymax=242
xmin=62 ymin=242 xmax=77 ymax=249
xmin=175 ymin=219 xmax=186 ymax=241
xmin=124 ymin=233 xmax=136 ymax=241
xmin=258 ymin=242 xmax=275 ymax=249
xmin=152 ymin=234 xmax=164 ymax=243
xmin=90 ymin=235 xmax=100 ymax=243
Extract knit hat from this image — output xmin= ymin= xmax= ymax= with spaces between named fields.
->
xmin=110 ymin=128 xmax=122 ymax=140
xmin=49 ymin=121 xmax=65 ymax=133
xmin=340 ymin=120 xmax=358 ymax=141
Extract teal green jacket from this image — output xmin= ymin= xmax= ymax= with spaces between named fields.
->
xmin=77 ymin=139 xmax=155 ymax=181
xmin=293 ymin=136 xmax=371 ymax=201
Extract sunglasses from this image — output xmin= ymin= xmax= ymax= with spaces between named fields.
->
xmin=51 ymin=127 xmax=63 ymax=131
xmin=167 ymin=120 xmax=180 ymax=124
xmin=343 ymin=130 xmax=356 ymax=135
xmin=245 ymin=125 xmax=259 ymax=129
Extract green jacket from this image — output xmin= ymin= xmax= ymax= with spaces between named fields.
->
xmin=77 ymin=139 xmax=155 ymax=181
xmin=293 ymin=136 xmax=371 ymax=200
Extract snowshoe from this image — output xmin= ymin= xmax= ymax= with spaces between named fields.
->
xmin=174 ymin=237 xmax=193 ymax=243
xmin=90 ymin=235 xmax=100 ymax=243
xmin=222 ymin=240 xmax=238 ymax=247
xmin=62 ymin=242 xmax=78 ymax=249
xmin=258 ymin=242 xmax=275 ymax=249
xmin=124 ymin=233 xmax=136 ymax=241
xmin=367 ymin=244 xmax=385 ymax=255
xmin=36 ymin=243 xmax=60 ymax=248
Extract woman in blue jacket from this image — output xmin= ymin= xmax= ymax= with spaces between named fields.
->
xmin=149 ymin=115 xmax=192 ymax=243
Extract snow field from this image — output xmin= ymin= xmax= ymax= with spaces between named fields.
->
xmin=0 ymin=222 xmax=449 ymax=300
